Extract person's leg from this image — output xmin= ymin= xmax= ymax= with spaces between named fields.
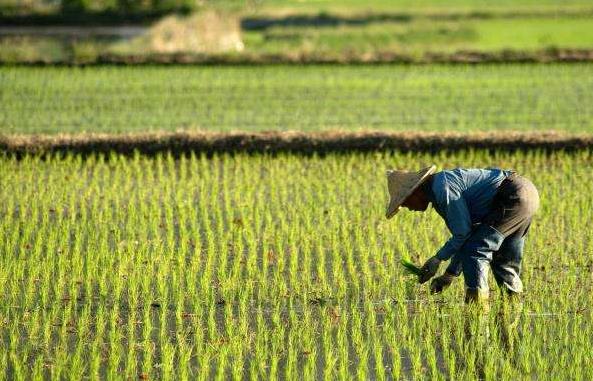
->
xmin=461 ymin=224 xmax=506 ymax=303
xmin=491 ymin=231 xmax=526 ymax=295
xmin=489 ymin=175 xmax=538 ymax=296
xmin=461 ymin=174 xmax=539 ymax=304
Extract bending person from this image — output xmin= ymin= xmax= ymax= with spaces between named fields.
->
xmin=385 ymin=165 xmax=539 ymax=304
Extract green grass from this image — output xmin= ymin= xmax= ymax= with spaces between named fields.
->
xmin=1 ymin=64 xmax=592 ymax=135
xmin=240 ymin=17 xmax=593 ymax=57
xmin=239 ymin=0 xmax=593 ymax=14
xmin=256 ymin=0 xmax=593 ymax=8
xmin=1 ymin=150 xmax=592 ymax=379
xmin=473 ymin=18 xmax=593 ymax=50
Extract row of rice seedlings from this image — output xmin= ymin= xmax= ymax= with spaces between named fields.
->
xmin=0 ymin=150 xmax=592 ymax=379
xmin=3 ymin=65 xmax=593 ymax=134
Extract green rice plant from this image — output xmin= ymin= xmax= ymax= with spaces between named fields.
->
xmin=2 ymin=64 xmax=593 ymax=134
xmin=1 ymin=150 xmax=593 ymax=379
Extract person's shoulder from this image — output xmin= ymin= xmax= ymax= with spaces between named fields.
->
xmin=431 ymin=170 xmax=450 ymax=189
xmin=428 ymin=171 xmax=453 ymax=203
xmin=432 ymin=169 xmax=466 ymax=193
xmin=439 ymin=167 xmax=466 ymax=175
xmin=447 ymin=167 xmax=491 ymax=178
xmin=434 ymin=168 xmax=458 ymax=181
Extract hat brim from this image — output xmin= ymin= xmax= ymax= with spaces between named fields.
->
xmin=385 ymin=165 xmax=436 ymax=219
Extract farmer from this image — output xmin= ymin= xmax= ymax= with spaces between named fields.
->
xmin=385 ymin=165 xmax=539 ymax=304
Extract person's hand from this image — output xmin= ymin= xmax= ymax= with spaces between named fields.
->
xmin=430 ymin=272 xmax=456 ymax=294
xmin=419 ymin=256 xmax=441 ymax=284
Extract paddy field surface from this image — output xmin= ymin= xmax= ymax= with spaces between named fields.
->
xmin=1 ymin=150 xmax=592 ymax=379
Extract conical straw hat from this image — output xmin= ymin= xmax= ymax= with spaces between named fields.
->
xmin=385 ymin=165 xmax=436 ymax=219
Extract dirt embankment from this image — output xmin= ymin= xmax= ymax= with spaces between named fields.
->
xmin=92 ymin=49 xmax=593 ymax=65
xmin=4 ymin=48 xmax=593 ymax=66
xmin=2 ymin=131 xmax=592 ymax=158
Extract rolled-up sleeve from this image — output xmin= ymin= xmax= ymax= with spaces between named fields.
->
xmin=433 ymin=177 xmax=473 ymax=261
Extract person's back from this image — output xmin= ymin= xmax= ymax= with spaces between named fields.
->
xmin=429 ymin=167 xmax=513 ymax=225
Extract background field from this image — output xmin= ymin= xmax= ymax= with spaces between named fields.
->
xmin=2 ymin=150 xmax=592 ymax=379
xmin=3 ymin=0 xmax=593 ymax=64
xmin=3 ymin=0 xmax=593 ymax=15
xmin=2 ymin=64 xmax=592 ymax=135
xmin=239 ymin=17 xmax=593 ymax=58
xmin=3 ymin=14 xmax=593 ymax=64
xmin=250 ymin=0 xmax=593 ymax=11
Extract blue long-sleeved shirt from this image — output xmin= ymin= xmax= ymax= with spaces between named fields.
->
xmin=423 ymin=168 xmax=513 ymax=275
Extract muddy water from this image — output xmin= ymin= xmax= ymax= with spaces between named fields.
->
xmin=0 ymin=26 xmax=146 ymax=38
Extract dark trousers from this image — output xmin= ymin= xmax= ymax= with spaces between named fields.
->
xmin=483 ymin=173 xmax=540 ymax=238
xmin=461 ymin=174 xmax=540 ymax=294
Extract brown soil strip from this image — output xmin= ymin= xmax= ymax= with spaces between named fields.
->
xmin=4 ymin=48 xmax=593 ymax=66
xmin=2 ymin=131 xmax=592 ymax=157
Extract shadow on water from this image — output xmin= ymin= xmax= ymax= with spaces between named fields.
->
xmin=240 ymin=8 xmax=593 ymax=31
xmin=241 ymin=13 xmax=413 ymax=30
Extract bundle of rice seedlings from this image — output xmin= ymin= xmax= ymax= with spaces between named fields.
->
xmin=400 ymin=258 xmax=423 ymax=277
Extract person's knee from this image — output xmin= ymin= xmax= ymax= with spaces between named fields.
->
xmin=496 ymin=275 xmax=523 ymax=294
xmin=497 ymin=236 xmax=525 ymax=258
xmin=462 ymin=257 xmax=490 ymax=289
xmin=491 ymin=257 xmax=524 ymax=293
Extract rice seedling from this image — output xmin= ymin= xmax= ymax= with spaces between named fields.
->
xmin=400 ymin=258 xmax=423 ymax=277
xmin=0 ymin=149 xmax=592 ymax=379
